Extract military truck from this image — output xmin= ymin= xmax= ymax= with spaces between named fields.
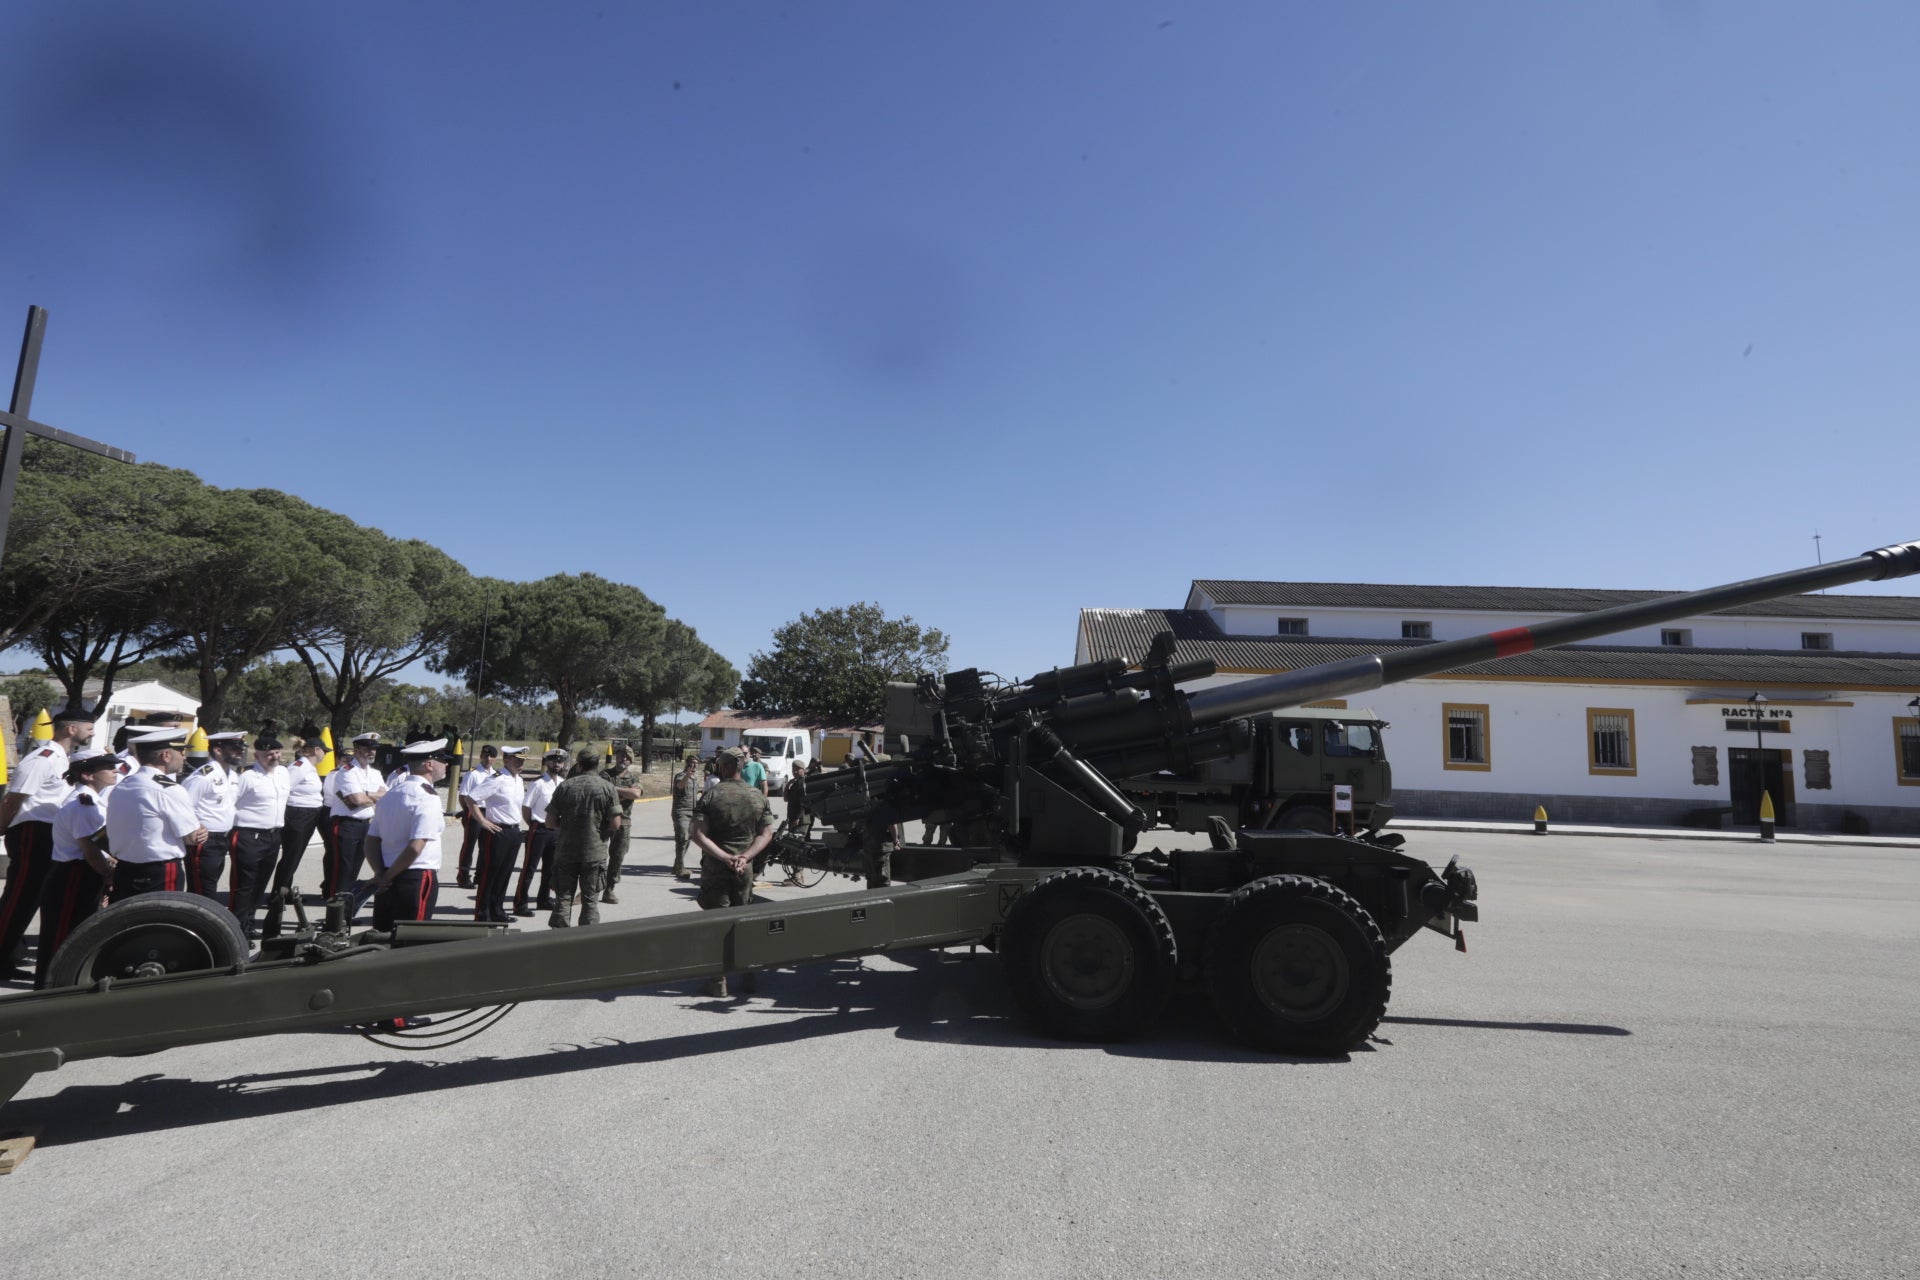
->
xmin=1123 ymin=706 xmax=1394 ymax=836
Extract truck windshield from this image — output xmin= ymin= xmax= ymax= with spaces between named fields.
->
xmin=1323 ymin=723 xmax=1380 ymax=758
xmin=741 ymin=734 xmax=791 ymax=758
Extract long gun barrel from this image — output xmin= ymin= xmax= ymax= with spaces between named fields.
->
xmin=1182 ymin=540 xmax=1920 ymax=724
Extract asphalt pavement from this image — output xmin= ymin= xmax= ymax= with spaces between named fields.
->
xmin=2 ymin=801 xmax=1916 ymax=1279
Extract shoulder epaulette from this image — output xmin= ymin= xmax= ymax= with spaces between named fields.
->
xmin=157 ymin=775 xmax=179 ymax=787
xmin=33 ymin=747 xmax=53 ymax=758
xmin=78 ymin=792 xmax=96 ymax=806
xmin=198 ymin=764 xmax=215 ymax=776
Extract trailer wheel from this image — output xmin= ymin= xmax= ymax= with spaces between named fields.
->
xmin=48 ymin=891 xmax=250 ymax=989
xmin=1269 ymin=805 xmax=1332 ymax=834
xmin=1204 ymin=875 xmax=1389 ymax=1054
xmin=999 ymin=867 xmax=1176 ymax=1041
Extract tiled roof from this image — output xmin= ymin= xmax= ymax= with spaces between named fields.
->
xmin=1185 ymin=580 xmax=1920 ymax=621
xmin=697 ymin=710 xmax=878 ymax=732
xmin=1079 ymin=609 xmax=1920 ymax=688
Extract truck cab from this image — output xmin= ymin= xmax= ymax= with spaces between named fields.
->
xmin=1125 ymin=707 xmax=1394 ymax=834
xmin=738 ymin=728 xmax=814 ymax=791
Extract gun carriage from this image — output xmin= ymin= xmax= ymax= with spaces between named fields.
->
xmin=2 ymin=542 xmax=1915 ymax=1123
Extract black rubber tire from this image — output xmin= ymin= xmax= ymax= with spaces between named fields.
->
xmin=48 ymin=891 xmax=250 ymax=989
xmin=781 ymin=856 xmax=826 ymax=888
xmin=1204 ymin=874 xmax=1389 ymax=1054
xmin=998 ymin=866 xmax=1177 ymax=1041
xmin=1270 ymin=805 xmax=1333 ymax=834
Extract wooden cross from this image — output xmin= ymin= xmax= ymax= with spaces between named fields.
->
xmin=0 ymin=306 xmax=138 ymax=566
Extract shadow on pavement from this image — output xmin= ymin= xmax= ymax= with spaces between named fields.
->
xmin=1381 ymin=1015 xmax=1630 ymax=1036
xmin=13 ymin=951 xmax=1350 ymax=1145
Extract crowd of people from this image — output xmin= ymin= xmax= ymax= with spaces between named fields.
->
xmin=3 ymin=714 xmax=817 ymax=998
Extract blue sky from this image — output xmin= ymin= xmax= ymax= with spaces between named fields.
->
xmin=3 ymin=2 xmax=1916 ymax=685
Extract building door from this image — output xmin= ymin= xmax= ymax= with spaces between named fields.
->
xmin=1729 ymin=747 xmax=1795 ymax=827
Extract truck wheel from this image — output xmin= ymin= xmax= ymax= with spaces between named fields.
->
xmin=48 ymin=891 xmax=250 ymax=989
xmin=1270 ymin=805 xmax=1332 ymax=834
xmin=999 ymin=867 xmax=1177 ymax=1041
xmin=1204 ymin=875 xmax=1389 ymax=1054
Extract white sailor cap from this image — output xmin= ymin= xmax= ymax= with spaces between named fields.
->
xmin=128 ymin=726 xmax=192 ymax=748
xmin=351 ymin=732 xmax=381 ymax=745
xmin=401 ymin=738 xmax=454 ymax=762
xmin=499 ymin=745 xmax=527 ymax=756
xmin=205 ymin=731 xmax=246 ymax=743
xmin=67 ymin=749 xmax=122 ymax=774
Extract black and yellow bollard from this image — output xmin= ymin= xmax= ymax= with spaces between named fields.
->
xmin=1758 ymin=790 xmax=1776 ymax=843
xmin=1533 ymin=805 xmax=1548 ymax=835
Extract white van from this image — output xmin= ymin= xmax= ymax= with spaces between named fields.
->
xmin=738 ymin=728 xmax=813 ymax=791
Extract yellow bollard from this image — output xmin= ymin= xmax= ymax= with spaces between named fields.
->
xmin=1758 ymin=790 xmax=1776 ymax=843
xmin=1533 ymin=804 xmax=1548 ymax=835
xmin=31 ymin=709 xmax=53 ymax=741
xmin=318 ymin=726 xmax=336 ymax=776
xmin=187 ymin=726 xmax=209 ymax=755
xmin=0 ymin=722 xmax=9 ymax=786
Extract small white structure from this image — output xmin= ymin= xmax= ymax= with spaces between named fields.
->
xmin=88 ymin=679 xmax=201 ymax=745
xmin=1080 ymin=578 xmax=1920 ymax=835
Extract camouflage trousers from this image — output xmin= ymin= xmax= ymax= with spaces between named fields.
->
xmin=607 ymin=821 xmax=630 ymax=886
xmin=548 ymin=850 xmax=609 ymax=927
xmin=671 ymin=809 xmax=696 ymax=873
xmin=696 ymin=856 xmax=753 ymax=911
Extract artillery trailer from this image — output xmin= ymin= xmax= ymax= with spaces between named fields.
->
xmin=1 ymin=541 xmax=1915 ymax=1127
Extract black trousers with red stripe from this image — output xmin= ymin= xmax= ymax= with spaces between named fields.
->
xmin=110 ymin=858 xmax=185 ymax=902
xmin=513 ymin=828 xmax=556 ymax=913
xmin=0 ymin=820 xmax=55 ymax=969
xmin=474 ymin=824 xmax=523 ymax=923
xmin=456 ymin=812 xmax=480 ymax=879
xmin=34 ymin=860 xmax=107 ymax=988
xmin=372 ymin=868 xmax=438 ymax=933
xmin=228 ymin=827 xmax=279 ymax=933
xmin=275 ymin=805 xmax=323 ymax=892
xmin=188 ymin=829 xmax=234 ymax=900
xmin=320 ymin=816 xmax=369 ymax=902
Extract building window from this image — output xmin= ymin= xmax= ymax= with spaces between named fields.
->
xmin=707 ymin=727 xmax=725 ymax=740
xmin=1661 ymin=629 xmax=1692 ymax=647
xmin=1587 ymin=708 xmax=1636 ymax=776
xmin=1801 ymin=632 xmax=1833 ymax=651
xmin=1276 ymin=618 xmax=1308 ymax=636
xmin=1401 ymin=621 xmax=1432 ymax=640
xmin=1897 ymin=717 xmax=1920 ymax=787
xmin=1443 ymin=703 xmax=1490 ymax=771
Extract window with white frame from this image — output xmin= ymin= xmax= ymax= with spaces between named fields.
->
xmin=1276 ymin=618 xmax=1308 ymax=636
xmin=1587 ymin=708 xmax=1636 ymax=775
xmin=1443 ymin=703 xmax=1490 ymax=770
xmin=1402 ymin=621 xmax=1432 ymax=640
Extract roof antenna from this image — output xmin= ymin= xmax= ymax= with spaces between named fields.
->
xmin=1813 ymin=530 xmax=1824 ymax=593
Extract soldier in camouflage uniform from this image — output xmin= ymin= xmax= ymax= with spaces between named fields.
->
xmin=669 ymin=754 xmax=701 ymax=880
xmin=690 ymin=748 xmax=775 ymax=997
xmin=603 ymin=744 xmax=643 ymax=903
xmin=545 ymin=750 xmax=620 ymax=927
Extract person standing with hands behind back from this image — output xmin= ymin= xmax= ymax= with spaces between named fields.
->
xmin=690 ymin=748 xmax=775 ymax=998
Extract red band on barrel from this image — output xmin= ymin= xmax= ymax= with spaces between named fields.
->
xmin=1489 ymin=627 xmax=1535 ymax=658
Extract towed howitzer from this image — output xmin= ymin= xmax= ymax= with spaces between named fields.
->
xmin=787 ymin=539 xmax=1920 ymax=877
xmin=1 ymin=542 xmax=1915 ymax=1134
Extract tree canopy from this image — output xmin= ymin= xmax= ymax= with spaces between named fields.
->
xmin=737 ymin=602 xmax=948 ymax=726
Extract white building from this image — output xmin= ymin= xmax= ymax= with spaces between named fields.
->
xmin=1078 ymin=579 xmax=1920 ymax=835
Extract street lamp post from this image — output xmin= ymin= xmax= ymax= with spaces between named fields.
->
xmin=1748 ymin=691 xmax=1773 ymax=840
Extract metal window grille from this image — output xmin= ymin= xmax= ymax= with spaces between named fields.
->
xmin=1401 ymin=621 xmax=1432 ymax=640
xmin=1801 ymin=632 xmax=1833 ymax=650
xmin=1901 ymin=723 xmax=1920 ymax=780
xmin=1591 ymin=713 xmax=1632 ymax=768
xmin=1661 ymin=629 xmax=1691 ymax=647
xmin=1276 ymin=618 xmax=1308 ymax=636
xmin=1446 ymin=708 xmax=1486 ymax=763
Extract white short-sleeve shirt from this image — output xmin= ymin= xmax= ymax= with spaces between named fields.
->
xmin=105 ymin=767 xmax=202 ymax=863
xmin=51 ymin=784 xmax=110 ymax=863
xmin=232 ymin=762 xmax=290 ymax=829
xmin=6 ymin=741 xmax=72 ymax=826
xmin=369 ymin=776 xmax=447 ymax=873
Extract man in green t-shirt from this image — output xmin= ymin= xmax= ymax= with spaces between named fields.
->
xmin=691 ymin=749 xmax=775 ymax=997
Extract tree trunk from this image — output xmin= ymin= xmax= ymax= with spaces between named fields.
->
xmin=554 ymin=696 xmax=578 ymax=752
xmin=640 ymin=710 xmax=656 ymax=771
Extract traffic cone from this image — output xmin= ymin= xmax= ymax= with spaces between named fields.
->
xmin=31 ymin=709 xmax=53 ymax=740
xmin=1759 ymin=791 xmax=1776 ymax=843
xmin=1534 ymin=805 xmax=1548 ymax=835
